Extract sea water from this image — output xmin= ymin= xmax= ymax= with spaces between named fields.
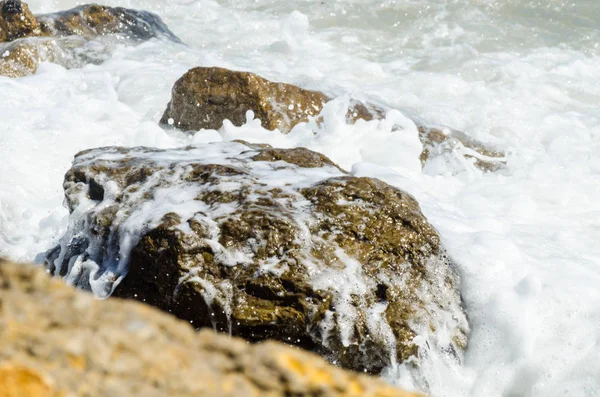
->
xmin=1 ymin=0 xmax=599 ymax=396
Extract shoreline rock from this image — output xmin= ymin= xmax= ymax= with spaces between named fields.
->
xmin=0 ymin=0 xmax=181 ymax=78
xmin=0 ymin=259 xmax=421 ymax=397
xmin=160 ymin=66 xmax=329 ymax=133
xmin=46 ymin=141 xmax=469 ymax=375
xmin=35 ymin=4 xmax=182 ymax=43
xmin=0 ymin=0 xmax=41 ymax=42
xmin=160 ymin=66 xmax=505 ymax=172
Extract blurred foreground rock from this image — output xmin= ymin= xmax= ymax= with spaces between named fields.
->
xmin=46 ymin=142 xmax=469 ymax=374
xmin=0 ymin=0 xmax=180 ymax=77
xmin=0 ymin=259 xmax=421 ymax=397
xmin=161 ymin=66 xmax=505 ymax=172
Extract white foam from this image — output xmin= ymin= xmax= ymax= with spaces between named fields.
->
xmin=1 ymin=0 xmax=600 ymax=395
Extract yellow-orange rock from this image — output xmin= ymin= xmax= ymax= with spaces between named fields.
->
xmin=0 ymin=259 xmax=422 ymax=397
xmin=0 ymin=365 xmax=57 ymax=397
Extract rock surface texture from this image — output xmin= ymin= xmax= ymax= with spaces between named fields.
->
xmin=0 ymin=0 xmax=41 ymax=42
xmin=160 ymin=66 xmax=329 ymax=133
xmin=46 ymin=141 xmax=469 ymax=374
xmin=35 ymin=4 xmax=181 ymax=42
xmin=0 ymin=259 xmax=421 ymax=397
xmin=161 ymin=67 xmax=504 ymax=172
xmin=0 ymin=0 xmax=180 ymax=77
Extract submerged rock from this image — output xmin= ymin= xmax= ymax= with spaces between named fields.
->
xmin=0 ymin=259 xmax=421 ymax=397
xmin=46 ymin=141 xmax=469 ymax=374
xmin=418 ymin=126 xmax=505 ymax=173
xmin=161 ymin=66 xmax=504 ymax=172
xmin=0 ymin=38 xmax=43 ymax=77
xmin=36 ymin=4 xmax=181 ymax=42
xmin=0 ymin=0 xmax=180 ymax=77
xmin=0 ymin=36 xmax=94 ymax=78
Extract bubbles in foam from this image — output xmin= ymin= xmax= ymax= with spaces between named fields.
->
xmin=0 ymin=0 xmax=599 ymax=395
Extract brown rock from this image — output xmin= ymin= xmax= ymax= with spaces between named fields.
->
xmin=160 ymin=67 xmax=504 ymax=172
xmin=345 ymin=99 xmax=386 ymax=124
xmin=0 ymin=259 xmax=421 ymax=397
xmin=0 ymin=1 xmax=180 ymax=78
xmin=160 ymin=66 xmax=329 ymax=132
xmin=46 ymin=142 xmax=469 ymax=375
xmin=0 ymin=0 xmax=44 ymax=42
xmin=0 ymin=39 xmax=40 ymax=77
xmin=251 ymin=146 xmax=343 ymax=169
xmin=36 ymin=4 xmax=181 ymax=42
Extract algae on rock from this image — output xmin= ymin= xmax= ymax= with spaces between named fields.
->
xmin=46 ymin=141 xmax=469 ymax=375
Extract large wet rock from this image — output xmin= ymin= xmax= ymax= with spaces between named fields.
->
xmin=46 ymin=141 xmax=469 ymax=375
xmin=0 ymin=259 xmax=420 ymax=397
xmin=0 ymin=0 xmax=180 ymax=77
xmin=161 ymin=67 xmax=504 ymax=172
xmin=161 ymin=66 xmax=329 ymax=132
xmin=160 ymin=66 xmax=383 ymax=133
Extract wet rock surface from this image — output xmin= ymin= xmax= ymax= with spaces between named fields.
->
xmin=46 ymin=141 xmax=469 ymax=374
xmin=0 ymin=0 xmax=180 ymax=77
xmin=160 ymin=66 xmax=386 ymax=133
xmin=161 ymin=66 xmax=504 ymax=172
xmin=160 ymin=66 xmax=329 ymax=133
xmin=0 ymin=0 xmax=41 ymax=42
xmin=0 ymin=35 xmax=98 ymax=78
xmin=0 ymin=38 xmax=43 ymax=77
xmin=0 ymin=259 xmax=421 ymax=397
xmin=36 ymin=4 xmax=181 ymax=42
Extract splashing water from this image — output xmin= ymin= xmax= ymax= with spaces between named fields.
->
xmin=1 ymin=0 xmax=600 ymax=396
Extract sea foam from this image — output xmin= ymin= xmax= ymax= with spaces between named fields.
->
xmin=1 ymin=0 xmax=600 ymax=395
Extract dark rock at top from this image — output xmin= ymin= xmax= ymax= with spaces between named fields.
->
xmin=0 ymin=0 xmax=181 ymax=77
xmin=36 ymin=4 xmax=181 ymax=42
xmin=161 ymin=66 xmax=505 ymax=172
xmin=0 ymin=0 xmax=41 ymax=42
